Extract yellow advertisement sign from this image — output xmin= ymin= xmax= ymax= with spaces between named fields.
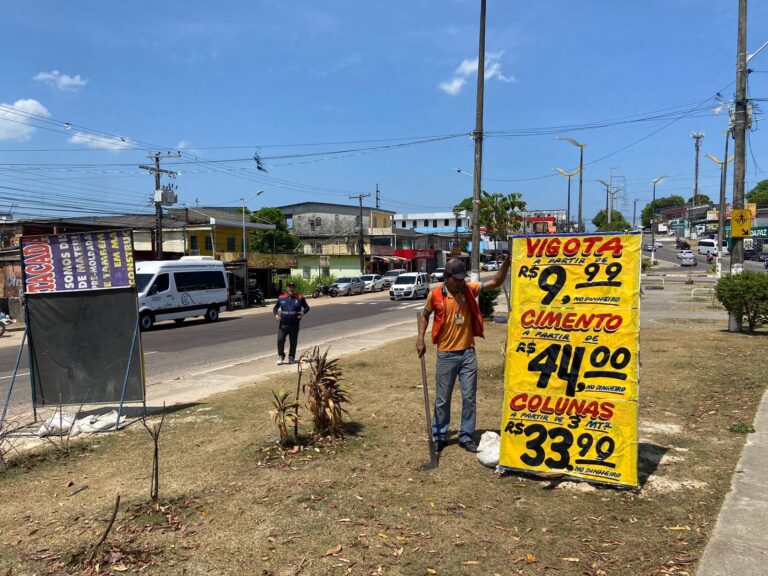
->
xmin=731 ymin=209 xmax=752 ymax=238
xmin=500 ymin=233 xmax=641 ymax=489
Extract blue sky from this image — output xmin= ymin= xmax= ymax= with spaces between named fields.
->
xmin=1 ymin=1 xmax=767 ymax=225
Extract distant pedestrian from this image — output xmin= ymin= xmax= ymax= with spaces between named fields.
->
xmin=273 ymin=282 xmax=310 ymax=365
xmin=415 ymin=257 xmax=511 ymax=453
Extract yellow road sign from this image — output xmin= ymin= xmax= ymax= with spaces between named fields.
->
xmin=731 ymin=209 xmax=752 ymax=238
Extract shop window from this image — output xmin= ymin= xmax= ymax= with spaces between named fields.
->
xmin=432 ymin=220 xmax=437 ymax=228
xmin=302 ymin=266 xmax=311 ymax=279
xmin=444 ymin=219 xmax=449 ymax=226
xmin=205 ymin=236 xmax=212 ymax=251
xmin=226 ymin=236 xmax=236 ymax=251
xmin=401 ymin=221 xmax=406 ymax=228
xmin=423 ymin=220 xmax=429 ymax=227
xmin=190 ymin=236 xmax=198 ymax=250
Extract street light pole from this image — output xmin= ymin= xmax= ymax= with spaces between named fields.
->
xmin=556 ymin=137 xmax=586 ymax=232
xmin=241 ymin=190 xmax=264 ymax=306
xmin=555 ymin=167 xmax=580 ymax=231
xmin=706 ymin=137 xmax=733 ymax=279
xmin=651 ymin=176 xmax=667 ymax=265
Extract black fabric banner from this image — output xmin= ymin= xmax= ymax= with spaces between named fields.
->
xmin=27 ymin=288 xmax=144 ymax=406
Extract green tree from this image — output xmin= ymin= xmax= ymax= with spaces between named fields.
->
xmin=688 ymin=194 xmax=712 ymax=205
xmin=456 ymin=197 xmax=474 ymax=211
xmin=746 ymin=179 xmax=768 ymax=207
xmin=592 ymin=209 xmax=631 ymax=232
xmin=641 ymin=195 xmax=685 ymax=227
xmin=714 ymin=271 xmax=768 ymax=332
xmin=249 ymin=207 xmax=300 ymax=253
xmin=478 ymin=191 xmax=526 ymax=258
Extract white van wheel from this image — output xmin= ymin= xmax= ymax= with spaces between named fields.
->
xmin=204 ymin=307 xmax=219 ymax=322
xmin=139 ymin=312 xmax=154 ymax=331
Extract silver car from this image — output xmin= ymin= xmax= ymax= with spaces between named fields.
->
xmin=332 ymin=276 xmax=366 ymax=296
xmin=361 ymin=274 xmax=385 ymax=292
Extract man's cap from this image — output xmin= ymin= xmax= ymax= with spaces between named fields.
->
xmin=444 ymin=259 xmax=467 ymax=279
xmin=286 ymin=282 xmax=296 ymax=287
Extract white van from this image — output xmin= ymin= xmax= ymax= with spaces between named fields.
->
xmin=697 ymin=239 xmax=729 ymax=256
xmin=389 ymin=272 xmax=430 ymax=300
xmin=135 ymin=257 xmax=229 ymax=330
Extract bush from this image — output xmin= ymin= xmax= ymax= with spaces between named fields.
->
xmin=714 ymin=271 xmax=768 ymax=332
xmin=479 ymin=287 xmax=501 ymax=318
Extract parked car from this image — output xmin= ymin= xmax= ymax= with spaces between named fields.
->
xmin=681 ymin=254 xmax=698 ymax=267
xmin=430 ymin=268 xmax=445 ymax=282
xmin=484 ymin=261 xmax=499 ymax=271
xmin=360 ymin=274 xmax=385 ymax=292
xmin=654 ymin=240 xmax=664 ymax=248
xmin=677 ymin=249 xmax=695 ymax=260
xmin=382 ymin=268 xmax=407 ymax=288
xmin=389 ymin=272 xmax=430 ymax=300
xmin=332 ymin=276 xmax=366 ymax=296
xmin=643 ymin=243 xmax=655 ymax=251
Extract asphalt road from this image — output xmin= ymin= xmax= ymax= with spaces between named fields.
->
xmin=0 ymin=288 xmax=428 ymax=416
xmin=642 ymin=237 xmax=767 ymax=274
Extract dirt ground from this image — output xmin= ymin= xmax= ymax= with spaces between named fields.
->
xmin=0 ymin=287 xmax=766 ymax=576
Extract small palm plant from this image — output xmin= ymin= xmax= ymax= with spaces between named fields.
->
xmin=300 ymin=346 xmax=350 ymax=438
xmin=270 ymin=389 xmax=299 ymax=447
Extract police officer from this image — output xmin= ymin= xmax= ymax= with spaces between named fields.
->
xmin=273 ymin=282 xmax=310 ymax=365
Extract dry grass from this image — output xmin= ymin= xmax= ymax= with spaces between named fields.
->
xmin=0 ymin=316 xmax=766 ymax=575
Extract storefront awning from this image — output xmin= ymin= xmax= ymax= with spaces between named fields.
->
xmin=372 ymin=255 xmax=410 ymax=263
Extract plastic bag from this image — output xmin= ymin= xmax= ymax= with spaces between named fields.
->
xmin=75 ymin=410 xmax=125 ymax=433
xmin=38 ymin=411 xmax=77 ymax=437
xmin=476 ymin=431 xmax=500 ymax=467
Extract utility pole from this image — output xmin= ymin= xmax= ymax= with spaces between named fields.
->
xmin=470 ymin=0 xmax=487 ymax=279
xmin=349 ymin=193 xmax=371 ymax=273
xmin=690 ymin=132 xmax=704 ymax=238
xmin=633 ymin=199 xmax=638 ymax=229
xmin=730 ymin=0 xmax=749 ymax=330
xmin=375 ymin=184 xmax=381 ymax=209
xmin=139 ymin=152 xmax=179 ymax=260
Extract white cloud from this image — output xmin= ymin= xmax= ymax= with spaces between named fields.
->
xmin=34 ymin=70 xmax=89 ymax=91
xmin=67 ymin=131 xmax=135 ymax=151
xmin=438 ymin=52 xmax=515 ymax=96
xmin=438 ymin=77 xmax=467 ymax=97
xmin=0 ymin=99 xmax=51 ymax=141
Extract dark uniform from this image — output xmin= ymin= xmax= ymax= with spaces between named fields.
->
xmin=273 ymin=287 xmax=310 ymax=364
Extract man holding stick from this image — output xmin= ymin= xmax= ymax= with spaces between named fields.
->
xmin=416 ymin=257 xmax=511 ymax=453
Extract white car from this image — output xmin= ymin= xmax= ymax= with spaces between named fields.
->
xmin=430 ymin=268 xmax=445 ymax=282
xmin=677 ymin=249 xmax=694 ymax=260
xmin=361 ymin=274 xmax=385 ymax=292
xmin=681 ymin=254 xmax=698 ymax=267
xmin=483 ymin=261 xmax=499 ymax=271
xmin=382 ymin=268 xmax=407 ymax=288
xmin=389 ymin=272 xmax=430 ymax=300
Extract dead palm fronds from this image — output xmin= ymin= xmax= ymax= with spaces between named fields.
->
xmin=269 ymin=389 xmax=299 ymax=447
xmin=300 ymin=346 xmax=350 ymax=438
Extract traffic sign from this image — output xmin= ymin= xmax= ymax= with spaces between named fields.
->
xmin=731 ymin=209 xmax=752 ymax=238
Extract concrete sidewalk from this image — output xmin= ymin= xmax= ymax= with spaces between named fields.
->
xmin=695 ymin=391 xmax=768 ymax=575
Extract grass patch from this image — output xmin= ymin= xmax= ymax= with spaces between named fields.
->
xmin=729 ymin=423 xmax=756 ymax=434
xmin=0 ymin=312 xmax=766 ymax=575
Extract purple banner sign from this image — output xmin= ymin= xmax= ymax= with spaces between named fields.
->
xmin=22 ymin=230 xmax=135 ymax=294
